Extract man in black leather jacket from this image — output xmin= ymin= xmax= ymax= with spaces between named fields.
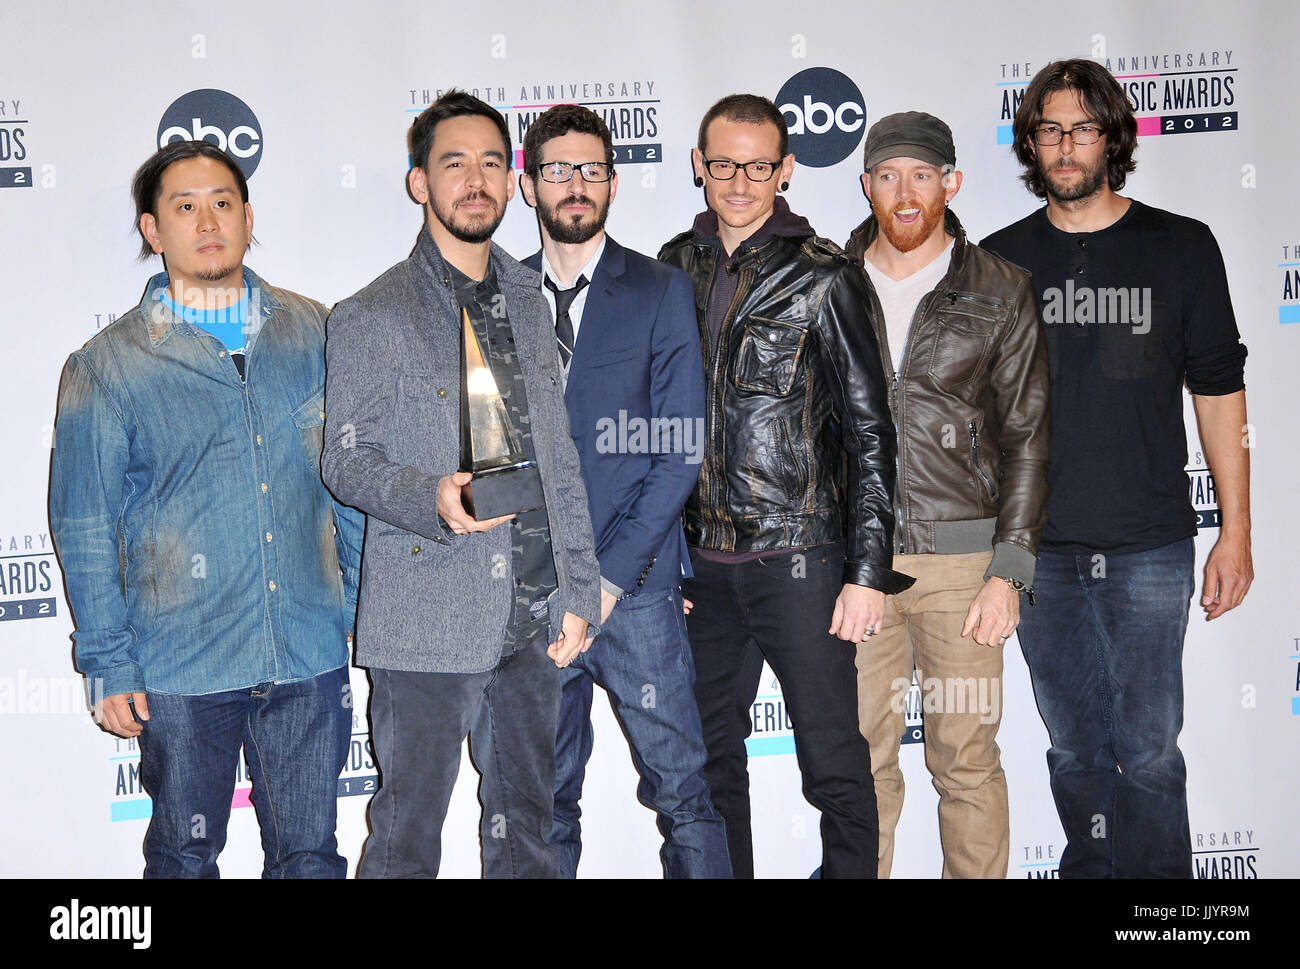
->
xmin=659 ymin=94 xmax=912 ymax=878
xmin=844 ymin=112 xmax=1049 ymax=878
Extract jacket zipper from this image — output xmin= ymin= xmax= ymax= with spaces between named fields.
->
xmin=884 ymin=290 xmax=939 ymax=554
xmin=968 ymin=421 xmax=998 ymax=499
xmin=946 ymin=290 xmax=1003 ymax=310
xmin=705 ymin=252 xmax=754 ymax=551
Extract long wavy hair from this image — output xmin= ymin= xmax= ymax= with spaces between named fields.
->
xmin=1013 ymin=59 xmax=1138 ymax=199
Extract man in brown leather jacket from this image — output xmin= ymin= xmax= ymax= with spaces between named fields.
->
xmin=659 ymin=94 xmax=912 ymax=878
xmin=844 ymin=112 xmax=1050 ymax=878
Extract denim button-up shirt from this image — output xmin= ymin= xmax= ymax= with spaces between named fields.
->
xmin=50 ymin=269 xmax=363 ymax=698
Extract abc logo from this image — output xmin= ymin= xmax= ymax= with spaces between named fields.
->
xmin=775 ymin=68 xmax=865 ymax=169
xmin=157 ymin=89 xmax=263 ymax=178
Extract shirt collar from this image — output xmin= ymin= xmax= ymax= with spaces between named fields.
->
xmin=541 ymin=235 xmax=606 ymax=293
xmin=143 ymin=267 xmax=277 ymax=348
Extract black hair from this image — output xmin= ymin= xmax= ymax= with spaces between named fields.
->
xmin=131 ymin=140 xmax=250 ymax=259
xmin=409 ymin=89 xmax=512 ymax=172
xmin=697 ymin=93 xmax=789 ymax=159
xmin=522 ymin=103 xmax=614 ymax=173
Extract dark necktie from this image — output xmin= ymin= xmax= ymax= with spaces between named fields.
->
xmin=544 ymin=274 xmax=589 ymax=369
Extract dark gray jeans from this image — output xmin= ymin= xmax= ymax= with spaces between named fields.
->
xmin=358 ymin=621 xmax=560 ymax=878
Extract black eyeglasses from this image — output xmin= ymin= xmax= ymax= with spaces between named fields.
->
xmin=702 ymin=158 xmax=781 ymax=182
xmin=534 ymin=161 xmax=614 ymax=183
xmin=1031 ymin=123 xmax=1103 ymax=147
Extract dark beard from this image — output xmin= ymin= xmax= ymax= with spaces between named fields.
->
xmin=1041 ymin=156 xmax=1107 ymax=203
xmin=434 ymin=192 xmax=504 ymax=244
xmin=194 ymin=262 xmax=242 ymax=283
xmin=538 ymin=194 xmax=609 ymax=245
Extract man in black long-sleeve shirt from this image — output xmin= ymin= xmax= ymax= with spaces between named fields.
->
xmin=982 ymin=59 xmax=1252 ymax=879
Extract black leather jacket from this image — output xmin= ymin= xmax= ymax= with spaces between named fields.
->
xmin=845 ymin=208 xmax=1050 ymax=586
xmin=659 ymin=206 xmax=913 ymax=594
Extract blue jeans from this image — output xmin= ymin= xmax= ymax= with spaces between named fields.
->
xmin=550 ymin=586 xmax=731 ymax=878
xmin=1017 ymin=539 xmax=1195 ymax=878
xmin=138 ymin=666 xmax=351 ymax=878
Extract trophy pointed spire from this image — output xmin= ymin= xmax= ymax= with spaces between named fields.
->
xmin=458 ymin=307 xmax=544 ymax=519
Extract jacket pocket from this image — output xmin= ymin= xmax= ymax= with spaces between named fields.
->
xmin=292 ymin=391 xmax=326 ymax=474
xmin=584 ymin=347 xmax=639 ymax=370
xmin=731 ymin=317 xmax=808 ymax=397
xmin=927 ymin=293 xmax=999 ymax=386
xmin=968 ymin=420 xmax=999 ymax=501
xmin=772 ymin=417 xmax=804 ymax=504
xmin=395 ymin=372 xmax=459 ymax=472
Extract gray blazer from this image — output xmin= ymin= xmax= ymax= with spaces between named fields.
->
xmin=323 ymin=229 xmax=600 ymax=674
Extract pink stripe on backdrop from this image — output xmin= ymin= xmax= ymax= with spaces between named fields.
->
xmin=1136 ymin=116 xmax=1163 ymax=136
xmin=231 ymin=786 xmax=253 ymax=809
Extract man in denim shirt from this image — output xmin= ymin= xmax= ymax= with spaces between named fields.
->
xmin=49 ymin=140 xmax=363 ymax=878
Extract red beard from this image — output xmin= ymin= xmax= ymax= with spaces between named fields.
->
xmin=874 ymin=192 xmax=946 ymax=253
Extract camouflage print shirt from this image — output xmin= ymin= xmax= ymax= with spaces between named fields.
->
xmin=450 ymin=264 xmax=558 ymax=636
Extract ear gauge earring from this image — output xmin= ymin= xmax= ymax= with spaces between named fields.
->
xmin=694 ymin=176 xmax=704 ymax=187
xmin=780 ymin=181 xmax=789 ymax=192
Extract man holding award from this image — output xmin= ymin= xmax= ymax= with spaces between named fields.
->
xmin=322 ymin=90 xmax=601 ymax=878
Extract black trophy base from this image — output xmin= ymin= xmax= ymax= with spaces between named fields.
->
xmin=462 ymin=460 xmax=545 ymax=520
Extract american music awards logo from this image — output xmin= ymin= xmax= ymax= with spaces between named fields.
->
xmin=109 ymin=739 xmax=280 ymax=823
xmin=339 ymin=713 xmax=378 ymax=800
xmin=1186 ymin=460 xmax=1221 ymax=531
xmin=107 ymin=735 xmax=266 ymax=823
xmin=1280 ymin=244 xmax=1299 ymax=326
xmin=109 ymin=720 xmax=377 ymax=823
xmin=992 ymin=46 xmax=1239 ymax=147
xmin=1193 ymin=828 xmax=1258 ymax=878
xmin=1018 ymin=840 xmax=1063 ymax=878
xmin=0 ymin=531 xmax=57 ymax=623
xmin=1290 ymin=635 xmax=1299 ymax=720
xmin=748 ymin=673 xmax=795 ymax=757
xmin=0 ymin=94 xmax=32 ymax=189
xmin=405 ymin=79 xmax=662 ymax=170
xmin=745 ymin=670 xmax=923 ymax=758
xmin=1019 ymin=828 xmax=1260 ymax=878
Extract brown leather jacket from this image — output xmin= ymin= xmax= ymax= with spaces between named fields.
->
xmin=844 ymin=208 xmax=1050 ymax=586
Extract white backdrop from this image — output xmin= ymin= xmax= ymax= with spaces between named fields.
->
xmin=1 ymin=0 xmax=1294 ymax=878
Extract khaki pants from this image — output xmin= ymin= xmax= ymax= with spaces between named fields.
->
xmin=855 ymin=551 xmax=1009 ymax=878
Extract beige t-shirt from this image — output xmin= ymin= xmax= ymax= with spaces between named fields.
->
xmin=864 ymin=240 xmax=953 ymax=372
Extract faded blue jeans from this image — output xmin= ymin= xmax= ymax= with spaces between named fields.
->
xmin=1017 ymin=538 xmax=1195 ymax=878
xmin=138 ymin=666 xmax=351 ymax=878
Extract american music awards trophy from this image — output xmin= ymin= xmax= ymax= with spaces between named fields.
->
xmin=458 ymin=309 xmax=545 ymax=519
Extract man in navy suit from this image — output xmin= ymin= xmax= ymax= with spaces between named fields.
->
xmin=520 ymin=104 xmax=731 ymax=878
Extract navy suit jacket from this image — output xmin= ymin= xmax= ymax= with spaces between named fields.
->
xmin=526 ymin=236 xmax=705 ymax=595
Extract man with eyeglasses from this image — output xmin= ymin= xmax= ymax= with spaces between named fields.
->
xmin=982 ymin=59 xmax=1251 ymax=878
xmin=659 ymin=94 xmax=912 ymax=878
xmin=516 ymin=103 xmax=729 ymax=878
